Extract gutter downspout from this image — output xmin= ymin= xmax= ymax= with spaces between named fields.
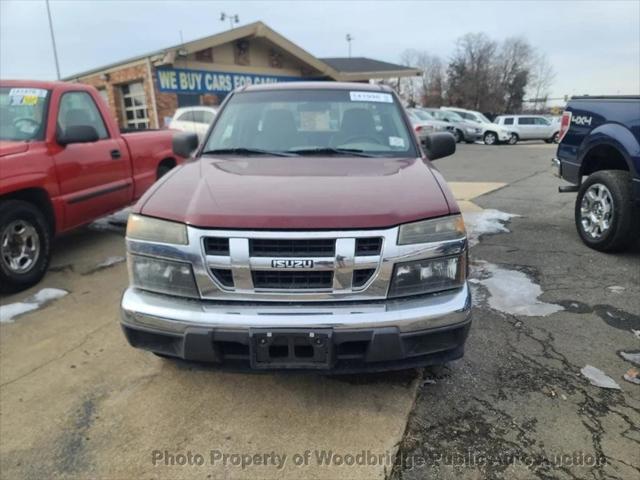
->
xmin=146 ymin=57 xmax=160 ymax=128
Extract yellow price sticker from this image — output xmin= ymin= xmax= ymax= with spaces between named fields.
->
xmin=22 ymin=95 xmax=38 ymax=105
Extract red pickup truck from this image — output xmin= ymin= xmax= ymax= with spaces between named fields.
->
xmin=120 ymin=82 xmax=471 ymax=373
xmin=0 ymin=80 xmax=183 ymax=292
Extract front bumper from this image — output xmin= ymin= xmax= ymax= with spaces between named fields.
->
xmin=551 ymin=157 xmax=561 ymax=177
xmin=497 ymin=131 xmax=512 ymax=142
xmin=120 ymin=284 xmax=472 ymax=372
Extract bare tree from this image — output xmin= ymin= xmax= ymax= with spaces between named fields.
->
xmin=445 ymin=33 xmax=497 ymax=112
xmin=528 ymin=53 xmax=556 ymax=112
xmin=495 ymin=37 xmax=535 ymax=113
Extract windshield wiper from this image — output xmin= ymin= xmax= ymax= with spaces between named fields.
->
xmin=286 ymin=147 xmax=377 ymax=157
xmin=201 ymin=147 xmax=295 ymax=157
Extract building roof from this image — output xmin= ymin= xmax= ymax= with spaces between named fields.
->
xmin=65 ymin=22 xmax=420 ymax=82
xmin=321 ymin=57 xmax=418 ymax=74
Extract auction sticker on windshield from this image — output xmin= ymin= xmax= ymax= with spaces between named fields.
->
xmin=389 ymin=136 xmax=405 ymax=148
xmin=9 ymin=88 xmax=48 ymax=106
xmin=349 ymin=91 xmax=393 ymax=103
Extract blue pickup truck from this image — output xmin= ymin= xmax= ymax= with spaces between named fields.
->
xmin=554 ymin=96 xmax=640 ymax=251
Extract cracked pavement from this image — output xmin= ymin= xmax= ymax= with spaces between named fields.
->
xmin=392 ymin=143 xmax=640 ymax=480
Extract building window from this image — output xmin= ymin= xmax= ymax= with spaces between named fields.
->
xmin=120 ymin=82 xmax=149 ymax=129
xmin=195 ymin=48 xmax=213 ymax=63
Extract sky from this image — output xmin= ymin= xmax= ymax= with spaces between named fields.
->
xmin=1 ymin=0 xmax=639 ymax=100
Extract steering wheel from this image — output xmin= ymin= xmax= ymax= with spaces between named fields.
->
xmin=13 ymin=117 xmax=40 ymax=131
xmin=338 ymin=134 xmax=382 ymax=146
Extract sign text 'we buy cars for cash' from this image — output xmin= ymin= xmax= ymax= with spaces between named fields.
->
xmin=155 ymin=67 xmax=303 ymax=95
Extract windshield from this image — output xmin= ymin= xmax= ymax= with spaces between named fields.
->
xmin=0 ymin=87 xmax=49 ymax=141
xmin=476 ymin=113 xmax=493 ymax=124
xmin=411 ymin=110 xmax=434 ymax=121
xmin=205 ymin=89 xmax=417 ymax=157
xmin=432 ymin=110 xmax=463 ymax=122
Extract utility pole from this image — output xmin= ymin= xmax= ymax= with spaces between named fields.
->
xmin=45 ymin=0 xmax=61 ymax=79
xmin=220 ymin=12 xmax=239 ymax=30
xmin=346 ymin=34 xmax=353 ymax=58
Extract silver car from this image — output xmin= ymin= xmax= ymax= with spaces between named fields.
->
xmin=406 ymin=110 xmax=436 ymax=144
xmin=441 ymin=107 xmax=514 ymax=145
xmin=421 ymin=108 xmax=482 ymax=143
xmin=494 ymin=115 xmax=560 ymax=144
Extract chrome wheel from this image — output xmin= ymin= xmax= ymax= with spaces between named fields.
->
xmin=1 ymin=220 xmax=41 ymax=274
xmin=508 ymin=133 xmax=518 ymax=145
xmin=580 ymin=183 xmax=613 ymax=239
xmin=552 ymin=132 xmax=560 ymax=144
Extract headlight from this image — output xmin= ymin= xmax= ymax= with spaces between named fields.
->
xmin=398 ymin=215 xmax=466 ymax=245
xmin=126 ymin=214 xmax=188 ymax=244
xmin=128 ymin=254 xmax=198 ymax=298
xmin=388 ymin=255 xmax=466 ymax=298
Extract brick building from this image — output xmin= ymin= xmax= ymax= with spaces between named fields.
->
xmin=65 ymin=22 xmax=420 ymax=129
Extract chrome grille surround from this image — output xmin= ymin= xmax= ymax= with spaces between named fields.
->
xmin=126 ymin=225 xmax=467 ymax=302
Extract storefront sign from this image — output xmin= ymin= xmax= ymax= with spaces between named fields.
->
xmin=156 ymin=67 xmax=302 ymax=95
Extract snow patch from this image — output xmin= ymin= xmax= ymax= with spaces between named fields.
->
xmin=90 ymin=208 xmax=131 ymax=233
xmin=581 ymin=365 xmax=621 ymax=390
xmin=620 ymin=351 xmax=640 ymax=366
xmin=463 ymin=209 xmax=519 ymax=247
xmin=607 ymin=285 xmax=625 ymax=294
xmin=0 ymin=288 xmax=68 ymax=323
xmin=96 ymin=256 xmax=126 ymax=268
xmin=472 ymin=262 xmax=563 ymax=317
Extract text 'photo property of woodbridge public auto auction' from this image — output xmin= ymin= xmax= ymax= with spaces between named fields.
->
xmin=0 ymin=1 xmax=639 ymax=479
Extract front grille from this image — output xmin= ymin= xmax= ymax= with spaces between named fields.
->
xmin=353 ymin=269 xmax=375 ymax=288
xmin=355 ymin=237 xmax=382 ymax=255
xmin=204 ymin=237 xmax=230 ymax=255
xmin=250 ymin=239 xmax=335 ymax=257
xmin=211 ymin=268 xmax=234 ymax=287
xmin=252 ymin=271 xmax=333 ymax=290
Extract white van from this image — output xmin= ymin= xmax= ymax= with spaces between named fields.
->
xmin=494 ymin=115 xmax=560 ymax=144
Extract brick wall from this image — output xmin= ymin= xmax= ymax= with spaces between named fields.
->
xmin=78 ymin=62 xmax=159 ymax=129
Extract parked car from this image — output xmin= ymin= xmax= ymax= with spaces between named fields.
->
xmin=494 ymin=114 xmax=560 ymax=144
xmin=421 ymin=108 xmax=482 ymax=143
xmin=441 ymin=107 xmax=513 ymax=145
xmin=121 ymin=82 xmax=472 ymax=373
xmin=409 ymin=108 xmax=457 ymax=138
xmin=0 ymin=80 xmax=184 ymax=292
xmin=169 ymin=106 xmax=217 ymax=142
xmin=553 ymin=95 xmax=640 ymax=252
xmin=406 ymin=109 xmax=435 ymax=144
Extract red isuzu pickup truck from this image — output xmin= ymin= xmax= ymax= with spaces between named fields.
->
xmin=0 ymin=80 xmax=183 ymax=292
xmin=121 ymin=82 xmax=471 ymax=373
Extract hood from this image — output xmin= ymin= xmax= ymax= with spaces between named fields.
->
xmin=0 ymin=141 xmax=29 ymax=157
xmin=484 ymin=122 xmax=510 ymax=134
xmin=140 ymin=155 xmax=453 ymax=229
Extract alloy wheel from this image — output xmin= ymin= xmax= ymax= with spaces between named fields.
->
xmin=1 ymin=220 xmax=41 ymax=274
xmin=580 ymin=183 xmax=614 ymax=240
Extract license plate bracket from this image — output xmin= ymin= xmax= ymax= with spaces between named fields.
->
xmin=250 ymin=329 xmax=332 ymax=369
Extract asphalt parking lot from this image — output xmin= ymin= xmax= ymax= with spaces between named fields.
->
xmin=1 ymin=142 xmax=639 ymax=479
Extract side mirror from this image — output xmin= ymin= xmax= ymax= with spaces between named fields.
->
xmin=57 ymin=125 xmax=99 ymax=146
xmin=424 ymin=132 xmax=456 ymax=161
xmin=173 ymin=132 xmax=199 ymax=158
xmin=443 ymin=118 xmax=450 ymax=122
